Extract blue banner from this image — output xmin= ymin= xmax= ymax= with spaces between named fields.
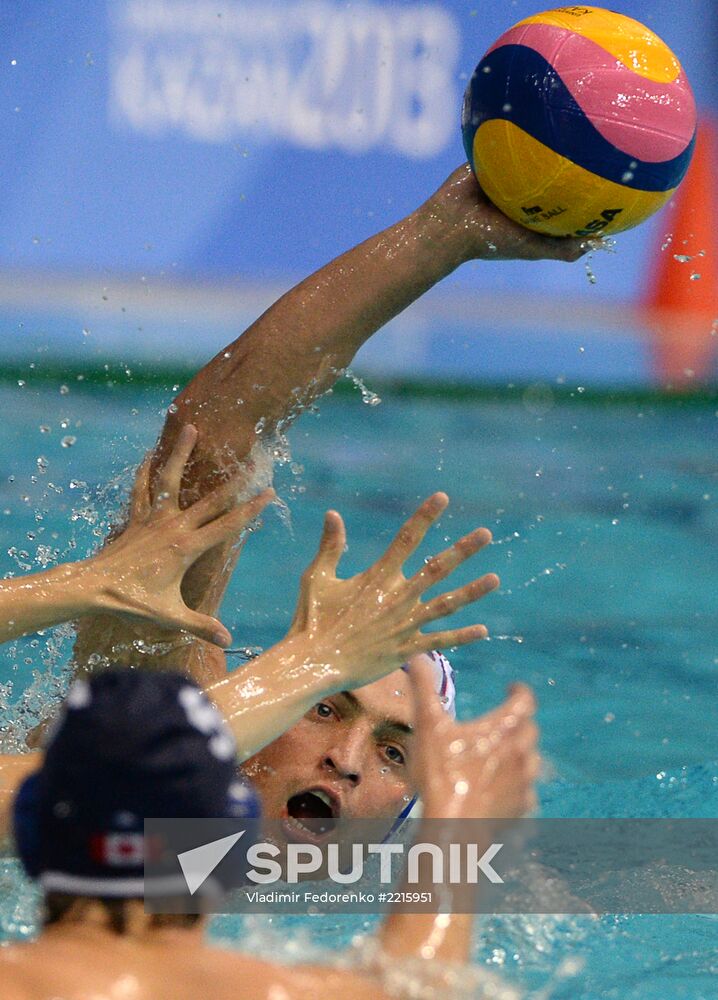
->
xmin=0 ymin=1 xmax=715 ymax=381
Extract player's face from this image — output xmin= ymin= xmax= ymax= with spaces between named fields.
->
xmin=241 ymin=667 xmax=417 ymax=834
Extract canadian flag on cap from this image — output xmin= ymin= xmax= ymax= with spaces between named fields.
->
xmin=90 ymin=833 xmax=144 ymax=867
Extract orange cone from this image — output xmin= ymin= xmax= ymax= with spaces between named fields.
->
xmin=644 ymin=116 xmax=718 ymax=388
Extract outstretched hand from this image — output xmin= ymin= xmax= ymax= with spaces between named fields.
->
xmin=88 ymin=425 xmax=274 ymax=646
xmin=425 ymin=163 xmax=592 ymax=264
xmin=409 ymin=656 xmax=540 ymax=820
xmin=288 ymin=492 xmax=499 ymax=689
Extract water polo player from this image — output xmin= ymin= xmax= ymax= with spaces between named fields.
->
xmin=241 ymin=650 xmax=456 ymax=841
xmin=3 ymin=661 xmax=539 ymax=999
xmin=71 ymin=163 xmax=587 ymax=688
xmin=0 ymin=432 xmax=499 ymax=843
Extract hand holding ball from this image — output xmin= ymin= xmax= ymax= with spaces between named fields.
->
xmin=461 ymin=6 xmax=696 ymax=239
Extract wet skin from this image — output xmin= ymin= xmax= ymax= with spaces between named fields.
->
xmin=242 ymin=666 xmax=420 ymax=832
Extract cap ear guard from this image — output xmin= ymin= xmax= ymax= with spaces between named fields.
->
xmin=12 ymin=771 xmax=42 ymax=879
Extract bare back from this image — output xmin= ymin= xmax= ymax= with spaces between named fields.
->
xmin=0 ymin=926 xmax=383 ymax=1000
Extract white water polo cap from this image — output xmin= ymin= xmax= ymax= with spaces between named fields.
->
xmin=401 ymin=649 xmax=456 ymax=719
xmin=389 ymin=650 xmax=456 ymax=831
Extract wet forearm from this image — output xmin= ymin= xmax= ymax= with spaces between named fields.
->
xmin=158 ymin=193 xmax=470 ymax=495
xmin=207 ymin=634 xmax=344 ymax=760
xmin=0 ymin=562 xmax=109 ymax=644
xmin=136 ymin=190 xmax=471 ymax=638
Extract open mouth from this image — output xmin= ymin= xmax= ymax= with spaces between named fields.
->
xmin=285 ymin=788 xmax=339 ymax=838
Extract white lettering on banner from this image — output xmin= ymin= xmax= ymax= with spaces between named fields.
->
xmin=109 ymin=0 xmax=460 ymax=156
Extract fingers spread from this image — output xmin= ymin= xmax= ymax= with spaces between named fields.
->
xmin=192 ymin=488 xmax=275 ymax=553
xmin=376 ymin=494 xmax=449 ymax=576
xmin=164 ymin=608 xmax=232 ymax=648
xmin=405 ymin=526 xmax=493 ymax=598
xmin=410 ymin=623 xmax=488 ymax=655
xmin=129 ymin=451 xmax=154 ymax=522
xmin=419 ymin=572 xmax=500 ymax=625
xmin=189 ymin=470 xmax=268 ymax=527
xmin=314 ymin=510 xmax=347 ymax=575
xmin=154 ymin=424 xmax=199 ymax=506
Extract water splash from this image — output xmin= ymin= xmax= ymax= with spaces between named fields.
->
xmin=345 ymin=369 xmax=382 ymax=406
xmin=584 ymin=258 xmax=597 ymax=286
xmin=2 ymin=623 xmax=76 ymax=745
xmin=500 ymin=563 xmax=568 ymax=596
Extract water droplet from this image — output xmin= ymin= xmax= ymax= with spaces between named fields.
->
xmin=345 ymin=370 xmax=381 ymax=406
xmin=690 ymin=272 xmax=701 ymax=281
xmin=60 ymin=436 xmax=76 ymax=448
xmin=59 ymin=384 xmax=69 ymax=395
xmin=673 ymin=253 xmax=691 ymax=263
xmin=39 ymin=425 xmax=50 ymax=434
xmin=167 ymin=402 xmax=178 ymax=414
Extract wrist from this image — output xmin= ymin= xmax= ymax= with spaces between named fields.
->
xmin=411 ymin=198 xmax=473 ymax=272
xmin=269 ymin=632 xmax=345 ymax=697
xmin=208 ymin=632 xmax=347 ymax=761
xmin=14 ymin=558 xmax=106 ymax=624
xmin=58 ymin=558 xmax=108 ymax=617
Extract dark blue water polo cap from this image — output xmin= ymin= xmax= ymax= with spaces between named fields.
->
xmin=14 ymin=669 xmax=259 ymax=897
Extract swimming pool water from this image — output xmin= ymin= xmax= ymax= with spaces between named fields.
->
xmin=1 ymin=378 xmax=717 ymax=998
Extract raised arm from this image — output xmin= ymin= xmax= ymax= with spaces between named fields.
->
xmin=72 ymin=167 xmax=587 ymax=683
xmin=157 ymin=166 xmax=587 ymax=480
xmin=2 ymin=490 xmax=500 ymax=859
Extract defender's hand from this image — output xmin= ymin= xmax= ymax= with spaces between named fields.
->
xmin=88 ymin=425 xmax=274 ymax=647
xmin=409 ymin=657 xmax=540 ymax=820
xmin=289 ymin=493 xmax=499 ymax=688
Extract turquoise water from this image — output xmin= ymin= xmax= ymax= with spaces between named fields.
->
xmin=1 ymin=377 xmax=717 ymax=997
